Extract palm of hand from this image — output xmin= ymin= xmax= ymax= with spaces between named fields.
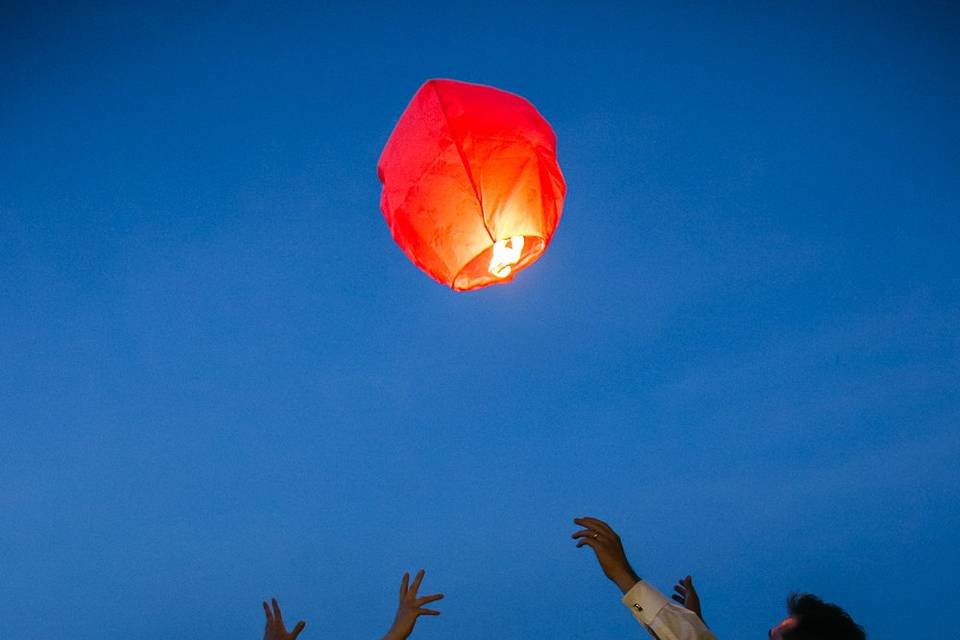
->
xmin=389 ymin=606 xmax=419 ymax=640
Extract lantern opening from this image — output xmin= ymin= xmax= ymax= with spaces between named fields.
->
xmin=452 ymin=234 xmax=545 ymax=291
xmin=489 ymin=236 xmax=525 ymax=278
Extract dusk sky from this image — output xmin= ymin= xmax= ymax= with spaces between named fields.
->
xmin=1 ymin=3 xmax=958 ymax=639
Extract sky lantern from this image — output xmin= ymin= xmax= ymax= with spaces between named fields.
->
xmin=378 ymin=79 xmax=566 ymax=291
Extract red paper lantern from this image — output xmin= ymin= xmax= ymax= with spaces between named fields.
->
xmin=378 ymin=79 xmax=566 ymax=291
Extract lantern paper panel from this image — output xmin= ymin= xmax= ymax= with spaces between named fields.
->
xmin=378 ymin=79 xmax=566 ymax=291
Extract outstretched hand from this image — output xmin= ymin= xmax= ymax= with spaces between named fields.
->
xmin=384 ymin=570 xmax=443 ymax=640
xmin=572 ymin=516 xmax=639 ymax=594
xmin=672 ymin=575 xmax=705 ymax=622
xmin=262 ymin=598 xmax=306 ymax=640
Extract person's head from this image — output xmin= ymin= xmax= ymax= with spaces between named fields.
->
xmin=769 ymin=593 xmax=865 ymax=640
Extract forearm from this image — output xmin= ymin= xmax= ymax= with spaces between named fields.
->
xmin=611 ymin=567 xmax=641 ymax=594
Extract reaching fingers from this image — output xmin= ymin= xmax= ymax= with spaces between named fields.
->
xmin=672 ymin=594 xmax=685 ymax=604
xmin=573 ymin=517 xmax=604 ymax=533
xmin=263 ymin=601 xmax=274 ymax=624
xmin=416 ymin=593 xmax=444 ymax=606
xmin=272 ymin=598 xmax=283 ymax=626
xmin=416 ymin=608 xmax=441 ymax=616
xmin=674 ymin=582 xmax=688 ymax=596
xmin=572 ymin=529 xmax=605 ymax=542
xmin=290 ymin=620 xmax=306 ymax=639
xmin=684 ymin=575 xmax=696 ymax=591
xmin=399 ymin=572 xmax=410 ymax=599
xmin=575 ymin=517 xmax=617 ymax=538
xmin=409 ymin=569 xmax=425 ymax=597
xmin=575 ymin=537 xmax=600 ymax=550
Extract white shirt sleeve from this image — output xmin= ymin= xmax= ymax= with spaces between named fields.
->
xmin=620 ymin=581 xmax=717 ymax=640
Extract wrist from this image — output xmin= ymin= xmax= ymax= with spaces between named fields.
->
xmin=612 ymin=567 xmax=640 ymax=594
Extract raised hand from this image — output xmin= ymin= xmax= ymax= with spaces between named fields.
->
xmin=572 ymin=516 xmax=640 ymax=594
xmin=262 ymin=598 xmax=306 ymax=640
xmin=672 ymin=575 xmax=704 ymax=622
xmin=384 ymin=569 xmax=443 ymax=640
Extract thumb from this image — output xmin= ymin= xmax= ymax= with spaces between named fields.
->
xmin=290 ymin=620 xmax=306 ymax=639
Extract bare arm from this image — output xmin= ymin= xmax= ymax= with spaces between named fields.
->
xmin=571 ymin=516 xmax=640 ymax=593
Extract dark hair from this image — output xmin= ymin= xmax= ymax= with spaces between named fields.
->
xmin=782 ymin=593 xmax=865 ymax=640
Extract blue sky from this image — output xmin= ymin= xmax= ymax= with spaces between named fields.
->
xmin=1 ymin=2 xmax=958 ymax=639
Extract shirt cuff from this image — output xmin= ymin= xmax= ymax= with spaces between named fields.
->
xmin=620 ymin=580 xmax=669 ymax=627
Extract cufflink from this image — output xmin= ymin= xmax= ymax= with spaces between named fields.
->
xmin=633 ymin=603 xmax=643 ymax=612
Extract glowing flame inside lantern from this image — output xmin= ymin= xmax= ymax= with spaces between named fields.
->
xmin=489 ymin=236 xmax=525 ymax=278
